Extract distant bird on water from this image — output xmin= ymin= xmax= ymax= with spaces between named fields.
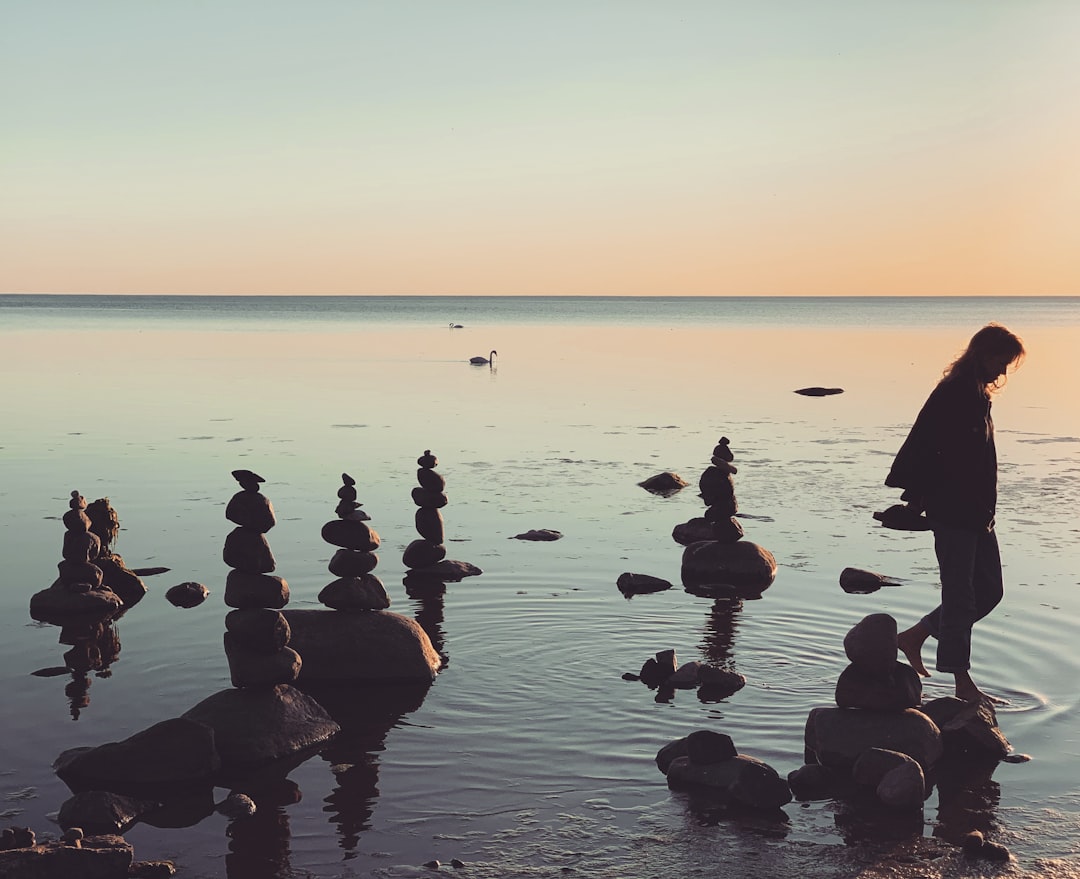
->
xmin=470 ymin=350 xmax=497 ymax=365
xmin=449 ymin=322 xmax=463 ymax=328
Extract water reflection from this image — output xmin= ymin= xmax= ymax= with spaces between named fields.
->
xmin=31 ymin=615 xmax=123 ymax=719
xmin=403 ymin=573 xmax=449 ymax=669
xmin=302 ymin=681 xmax=430 ymax=860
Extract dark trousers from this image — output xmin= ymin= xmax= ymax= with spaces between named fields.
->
xmin=920 ymin=525 xmax=1004 ymax=673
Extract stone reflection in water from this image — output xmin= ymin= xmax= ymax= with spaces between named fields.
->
xmin=302 ymin=681 xmax=430 ymax=856
xmin=59 ymin=619 xmax=121 ymax=719
xmin=696 ymin=598 xmax=743 ymax=703
xmin=225 ymin=803 xmax=292 ymax=879
xmin=932 ymin=758 xmax=1002 ymax=845
xmin=403 ymin=573 xmax=449 ymax=669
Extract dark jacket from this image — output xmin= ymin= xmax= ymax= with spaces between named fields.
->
xmin=885 ymin=364 xmax=997 ymax=531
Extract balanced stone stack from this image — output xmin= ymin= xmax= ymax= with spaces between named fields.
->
xmin=222 ymin=470 xmax=300 ymax=688
xmin=673 ymin=437 xmax=743 ymax=546
xmin=30 ymin=491 xmax=122 ymax=622
xmin=676 ymin=438 xmax=777 ymax=594
xmin=796 ymin=613 xmax=938 ymax=809
xmin=403 ymin=450 xmax=450 ymax=571
xmin=317 ymin=473 xmax=390 ymax=611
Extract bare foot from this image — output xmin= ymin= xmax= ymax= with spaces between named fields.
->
xmin=954 ymin=672 xmax=1011 ymax=705
xmin=897 ymin=625 xmax=931 ymax=677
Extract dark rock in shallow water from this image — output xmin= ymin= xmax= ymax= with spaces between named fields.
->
xmin=403 ymin=559 xmax=482 ymax=582
xmin=638 ymin=472 xmax=689 ymax=496
xmin=54 ymin=717 xmax=220 ymax=794
xmin=182 ymin=684 xmax=339 ymax=770
xmin=96 ymin=555 xmax=147 ymax=607
xmin=616 ymin=572 xmax=673 ymax=596
xmin=165 ymin=581 xmax=209 ymax=608
xmin=794 ymin=387 xmax=844 ymax=396
xmin=510 ymin=529 xmax=563 ymax=541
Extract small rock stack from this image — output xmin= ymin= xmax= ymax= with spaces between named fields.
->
xmin=30 ymin=491 xmax=122 ymax=622
xmin=675 ymin=438 xmax=777 ymax=594
xmin=403 ymin=450 xmax=449 ymax=571
xmin=680 ymin=436 xmax=744 ymax=544
xmin=656 ymin=730 xmax=792 ymax=811
xmin=318 ymin=473 xmax=390 ymax=611
xmin=222 ymin=470 xmax=300 ymax=688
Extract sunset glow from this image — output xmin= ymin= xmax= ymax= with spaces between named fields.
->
xmin=4 ymin=2 xmax=1079 ymax=296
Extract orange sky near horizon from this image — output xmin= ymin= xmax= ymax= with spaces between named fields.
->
xmin=3 ymin=2 xmax=1079 ymax=297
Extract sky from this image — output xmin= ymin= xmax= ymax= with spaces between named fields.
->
xmin=3 ymin=1 xmax=1079 ymax=296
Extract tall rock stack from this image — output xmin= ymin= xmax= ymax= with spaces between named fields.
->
xmin=318 ymin=473 xmax=390 ymax=611
xmin=403 ymin=450 xmax=449 ymax=572
xmin=222 ymin=470 xmax=300 ymax=688
xmin=676 ymin=438 xmax=777 ymax=595
xmin=673 ymin=437 xmax=744 ymax=546
xmin=30 ymin=491 xmax=122 ymax=622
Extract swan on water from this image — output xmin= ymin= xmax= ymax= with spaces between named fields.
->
xmin=449 ymin=323 xmax=463 ymax=328
xmin=470 ymin=350 xmax=497 ymax=364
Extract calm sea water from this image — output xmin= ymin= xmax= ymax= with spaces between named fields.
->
xmin=1 ymin=295 xmax=1078 ymax=878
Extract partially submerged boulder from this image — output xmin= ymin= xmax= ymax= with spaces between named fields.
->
xmin=57 ymin=790 xmax=160 ymax=834
xmin=282 ymin=609 xmax=441 ymax=683
xmin=616 ymin=572 xmax=673 ymax=597
xmin=681 ymin=540 xmax=776 ymax=593
xmin=181 ymin=683 xmax=339 ymax=771
xmin=54 ymin=717 xmax=220 ymax=794
xmin=638 ymin=472 xmax=689 ymax=496
xmin=657 ymin=731 xmax=791 ymax=812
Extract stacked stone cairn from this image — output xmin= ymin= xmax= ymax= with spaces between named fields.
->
xmin=794 ymin=612 xmax=939 ymax=810
xmin=30 ymin=491 xmax=123 ymax=622
xmin=318 ymin=473 xmax=390 ymax=611
xmin=403 ymin=450 xmax=450 ymax=572
xmin=222 ymin=470 xmax=300 ymax=688
xmin=655 ymin=730 xmax=792 ymax=811
xmin=675 ymin=437 xmax=777 ymax=595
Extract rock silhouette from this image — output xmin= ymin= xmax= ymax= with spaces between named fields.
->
xmin=222 ymin=471 xmax=300 ymax=688
xmin=676 ymin=438 xmax=776 ymax=595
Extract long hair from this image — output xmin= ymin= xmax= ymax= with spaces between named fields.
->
xmin=943 ymin=323 xmax=1026 ymax=392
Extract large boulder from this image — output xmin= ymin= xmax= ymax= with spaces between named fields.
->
xmin=181 ymin=684 xmax=339 ymax=771
xmin=804 ymin=706 xmax=943 ymax=772
xmin=282 ymin=609 xmax=440 ymax=683
xmin=54 ymin=717 xmax=219 ymax=794
xmin=852 ymin=748 xmax=926 ymax=810
xmin=681 ymin=540 xmax=776 ymax=593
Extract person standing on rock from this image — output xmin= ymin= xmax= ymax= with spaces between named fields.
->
xmin=885 ymin=323 xmax=1025 ymax=704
